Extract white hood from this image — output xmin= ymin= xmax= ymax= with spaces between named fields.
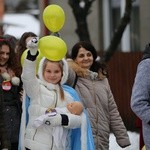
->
xmin=38 ymin=57 xmax=68 ymax=85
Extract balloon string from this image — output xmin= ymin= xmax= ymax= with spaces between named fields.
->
xmin=51 ymin=32 xmax=61 ymax=38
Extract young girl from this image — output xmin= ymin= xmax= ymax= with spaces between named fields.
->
xmin=19 ymin=38 xmax=94 ymax=150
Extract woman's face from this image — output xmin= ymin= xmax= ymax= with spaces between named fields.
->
xmin=43 ymin=61 xmax=62 ymax=84
xmin=75 ymin=47 xmax=94 ymax=69
xmin=0 ymin=45 xmax=10 ymax=66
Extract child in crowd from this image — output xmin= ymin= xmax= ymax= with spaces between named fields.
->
xmin=19 ymin=37 xmax=94 ymax=150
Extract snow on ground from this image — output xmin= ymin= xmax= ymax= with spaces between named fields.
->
xmin=109 ymin=131 xmax=139 ymax=150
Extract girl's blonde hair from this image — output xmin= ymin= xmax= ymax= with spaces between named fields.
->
xmin=43 ymin=59 xmax=65 ymax=100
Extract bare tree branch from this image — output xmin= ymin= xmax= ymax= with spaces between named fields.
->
xmin=69 ymin=0 xmax=133 ymax=63
xmin=68 ymin=0 xmax=95 ymax=42
xmin=101 ymin=0 xmax=133 ymax=63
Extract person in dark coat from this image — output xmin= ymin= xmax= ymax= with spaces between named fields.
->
xmin=0 ymin=35 xmax=22 ymax=150
xmin=0 ymin=75 xmax=11 ymax=150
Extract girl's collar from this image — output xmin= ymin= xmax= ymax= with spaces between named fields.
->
xmin=38 ymin=79 xmax=60 ymax=91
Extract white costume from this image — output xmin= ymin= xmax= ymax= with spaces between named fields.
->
xmin=33 ymin=107 xmax=87 ymax=150
xmin=20 ymin=57 xmax=84 ymax=150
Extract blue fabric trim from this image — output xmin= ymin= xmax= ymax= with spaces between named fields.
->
xmin=63 ymin=85 xmax=95 ymax=150
xmin=19 ymin=85 xmax=95 ymax=150
xmin=18 ymin=95 xmax=30 ymax=150
xmin=25 ymin=95 xmax=30 ymax=126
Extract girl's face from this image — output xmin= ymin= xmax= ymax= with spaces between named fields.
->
xmin=43 ymin=61 xmax=62 ymax=84
xmin=75 ymin=47 xmax=94 ymax=69
xmin=0 ymin=45 xmax=10 ymax=66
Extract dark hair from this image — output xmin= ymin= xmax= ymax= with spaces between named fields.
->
xmin=93 ymin=61 xmax=109 ymax=78
xmin=70 ymin=41 xmax=98 ymax=71
xmin=15 ymin=32 xmax=37 ymax=73
xmin=3 ymin=34 xmax=18 ymax=50
xmin=71 ymin=41 xmax=97 ymax=61
xmin=16 ymin=32 xmax=37 ymax=56
xmin=0 ymin=35 xmax=21 ymax=76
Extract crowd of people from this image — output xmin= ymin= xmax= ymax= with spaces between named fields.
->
xmin=2 ymin=30 xmax=149 ymax=150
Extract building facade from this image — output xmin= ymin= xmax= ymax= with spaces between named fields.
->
xmin=3 ymin=0 xmax=150 ymax=52
xmin=47 ymin=0 xmax=150 ymax=53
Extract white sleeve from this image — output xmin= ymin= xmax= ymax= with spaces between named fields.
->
xmin=64 ymin=112 xmax=87 ymax=150
xmin=21 ymin=59 xmax=39 ymax=99
xmin=64 ymin=112 xmax=85 ymax=129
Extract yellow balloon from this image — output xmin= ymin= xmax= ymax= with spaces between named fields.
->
xmin=38 ymin=35 xmax=67 ymax=61
xmin=21 ymin=49 xmax=43 ymax=73
xmin=142 ymin=146 xmax=146 ymax=150
xmin=43 ymin=4 xmax=65 ymax=32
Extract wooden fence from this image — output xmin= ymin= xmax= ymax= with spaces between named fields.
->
xmin=106 ymin=51 xmax=143 ymax=131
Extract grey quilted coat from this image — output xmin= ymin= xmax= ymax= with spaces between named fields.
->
xmin=66 ymin=60 xmax=130 ymax=150
xmin=131 ymin=58 xmax=150 ymax=149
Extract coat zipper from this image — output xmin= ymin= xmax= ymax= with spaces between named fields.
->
xmin=54 ymin=89 xmax=58 ymax=107
xmin=33 ymin=129 xmax=37 ymax=140
xmin=32 ymin=90 xmax=57 ymax=148
xmin=51 ymin=135 xmax=54 ymax=150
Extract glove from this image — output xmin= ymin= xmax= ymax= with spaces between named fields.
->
xmin=26 ymin=37 xmax=39 ymax=55
xmin=44 ymin=114 xmax=62 ymax=126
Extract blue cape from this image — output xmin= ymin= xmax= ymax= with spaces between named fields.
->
xmin=19 ymin=85 xmax=95 ymax=150
xmin=63 ymin=85 xmax=95 ymax=150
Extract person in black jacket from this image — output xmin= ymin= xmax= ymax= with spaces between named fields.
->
xmin=0 ymin=75 xmax=11 ymax=150
xmin=0 ymin=35 xmax=22 ymax=150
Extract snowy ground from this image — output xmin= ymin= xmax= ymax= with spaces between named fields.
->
xmin=109 ymin=131 xmax=139 ymax=150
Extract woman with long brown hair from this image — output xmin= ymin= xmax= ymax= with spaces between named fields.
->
xmin=0 ymin=35 xmax=22 ymax=150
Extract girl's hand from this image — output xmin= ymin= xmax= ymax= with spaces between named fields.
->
xmin=26 ymin=37 xmax=39 ymax=56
